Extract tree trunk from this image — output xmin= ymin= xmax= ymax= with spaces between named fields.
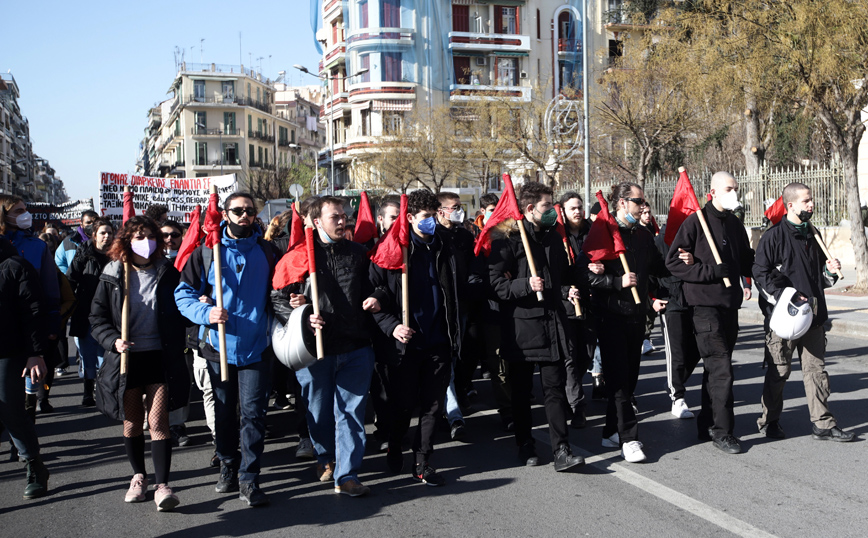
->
xmin=841 ymin=148 xmax=868 ymax=291
xmin=742 ymin=93 xmax=764 ymax=174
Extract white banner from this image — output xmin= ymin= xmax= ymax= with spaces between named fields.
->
xmin=99 ymin=172 xmax=238 ymax=224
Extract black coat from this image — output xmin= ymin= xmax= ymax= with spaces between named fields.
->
xmin=67 ymin=240 xmax=110 ymax=337
xmin=89 ymin=259 xmax=190 ymax=421
xmin=0 ymin=237 xmax=47 ymax=358
xmin=488 ymin=220 xmax=575 ymax=362
xmin=753 ymin=218 xmax=836 ymax=327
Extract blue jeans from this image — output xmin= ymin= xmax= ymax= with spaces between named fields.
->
xmin=208 ymin=357 xmax=270 ymax=484
xmin=444 ymin=368 xmax=464 ymax=425
xmin=0 ymin=356 xmax=40 ymax=460
xmin=75 ymin=332 xmax=104 ymax=380
xmin=296 ymin=345 xmax=375 ymax=486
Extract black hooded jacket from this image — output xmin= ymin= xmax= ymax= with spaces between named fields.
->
xmin=0 ymin=237 xmax=47 ymax=358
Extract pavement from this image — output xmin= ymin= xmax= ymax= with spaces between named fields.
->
xmin=1 ymin=292 xmax=867 ymax=537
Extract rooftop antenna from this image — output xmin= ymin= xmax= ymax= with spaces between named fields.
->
xmin=257 ymin=56 xmax=264 ymax=74
xmin=200 ymin=38 xmax=205 ymax=64
xmin=239 ymin=32 xmax=243 ymax=67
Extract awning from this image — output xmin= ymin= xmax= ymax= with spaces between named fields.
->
xmin=372 ymin=100 xmax=414 ymax=111
xmin=494 ymin=51 xmax=529 ymax=57
xmin=351 ymin=101 xmax=372 ymax=110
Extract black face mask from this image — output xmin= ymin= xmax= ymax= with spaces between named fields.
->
xmin=797 ymin=210 xmax=813 ymax=222
xmin=228 ymin=221 xmax=253 ymax=238
xmin=83 ymin=225 xmax=94 ymax=237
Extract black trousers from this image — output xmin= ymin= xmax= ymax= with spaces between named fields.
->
xmin=388 ymin=345 xmax=452 ymax=464
xmin=597 ymin=313 xmax=644 ymax=443
xmin=690 ymin=306 xmax=739 ymax=438
xmin=662 ymin=309 xmax=702 ymax=401
xmin=510 ymin=359 xmax=570 ymax=453
xmin=370 ymin=360 xmax=391 ymax=442
xmin=564 ymin=319 xmax=595 ymax=413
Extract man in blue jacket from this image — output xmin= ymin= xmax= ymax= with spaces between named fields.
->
xmin=175 ymin=192 xmax=277 ymax=507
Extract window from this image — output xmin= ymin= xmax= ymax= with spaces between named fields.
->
xmin=496 ymin=57 xmax=518 ymax=86
xmin=537 ymin=9 xmax=541 ymax=39
xmin=381 ymin=0 xmax=400 ymax=27
xmin=382 ymin=52 xmax=402 ymax=82
xmin=257 ymin=117 xmax=263 ymax=137
xmin=256 ymin=87 xmax=261 ymax=104
xmin=247 ymin=82 xmax=251 ymax=99
xmin=361 ymin=109 xmax=371 ymax=136
xmin=222 ymin=80 xmax=234 ymax=100
xmin=360 ymin=54 xmax=370 ymax=83
xmin=291 ymin=129 xmax=296 ymax=143
xmin=258 ymin=146 xmax=263 ymax=165
xmin=248 ymin=114 xmax=252 ymax=135
xmin=195 ymin=111 xmax=206 ymax=132
xmin=194 ymin=80 xmax=205 ymax=100
xmin=279 ymin=126 xmax=287 ymax=143
xmin=383 ymin=112 xmax=403 ymax=134
xmin=264 ymin=148 xmax=268 ymax=165
xmin=195 ymin=142 xmax=207 ymax=165
xmin=495 ymin=6 xmax=519 ymax=34
xmin=224 ymin=112 xmax=236 ymax=134
xmin=249 ymin=144 xmax=255 ymax=166
xmin=454 ymin=57 xmax=471 ymax=85
xmin=223 ymin=143 xmax=237 ymax=165
xmin=453 ymin=5 xmax=469 ymax=32
xmin=359 ymin=0 xmax=368 ymax=28
xmin=174 ymin=119 xmax=180 ymax=136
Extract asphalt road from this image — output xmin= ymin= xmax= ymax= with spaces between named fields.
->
xmin=1 ymin=321 xmax=866 ymax=538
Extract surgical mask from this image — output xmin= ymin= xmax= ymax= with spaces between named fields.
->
xmin=131 ymin=238 xmax=157 ymax=259
xmin=83 ymin=225 xmax=94 ymax=237
xmin=317 ymin=225 xmax=336 ymax=244
xmin=227 ymin=221 xmax=252 ymax=238
xmin=796 ymin=210 xmax=813 ymax=222
xmin=536 ymin=207 xmax=558 ymax=229
xmin=417 ymin=216 xmax=437 ymax=236
xmin=483 ymin=210 xmax=493 ymax=224
xmin=12 ymin=211 xmax=32 ymax=230
xmin=719 ymin=190 xmax=741 ymax=211
xmin=624 ymin=212 xmax=638 ymax=225
xmin=448 ymin=208 xmax=465 ymax=224
xmin=166 ymin=249 xmax=178 ymax=259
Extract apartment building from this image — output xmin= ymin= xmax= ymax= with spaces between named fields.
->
xmin=137 ymin=63 xmax=325 ymax=190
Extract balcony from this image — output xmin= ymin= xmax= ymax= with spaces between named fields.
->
xmin=323 ymin=41 xmax=347 ymax=71
xmin=449 ymin=84 xmax=531 ymax=103
xmin=237 ymin=96 xmax=271 ymax=114
xmin=322 ymin=0 xmax=347 ymax=21
xmin=448 ymin=32 xmax=530 ymax=53
xmin=347 ymin=28 xmax=415 ymax=50
xmin=191 ymin=127 xmax=241 ymax=137
xmin=557 ymin=38 xmax=581 ymax=57
xmin=348 ymin=82 xmax=415 ymax=104
xmin=185 ymin=94 xmax=242 ymax=106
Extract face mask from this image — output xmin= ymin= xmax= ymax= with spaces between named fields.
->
xmin=228 ymin=221 xmax=252 ymax=238
xmin=166 ymin=249 xmax=178 ymax=259
xmin=448 ymin=208 xmax=465 ymax=223
xmin=796 ymin=210 xmax=813 ymax=222
xmin=417 ymin=216 xmax=437 ymax=236
xmin=131 ymin=238 xmax=157 ymax=259
xmin=624 ymin=211 xmax=638 ymax=225
xmin=536 ymin=207 xmax=558 ymax=229
xmin=483 ymin=210 xmax=493 ymax=225
xmin=12 ymin=211 xmax=32 ymax=230
xmin=83 ymin=225 xmax=94 ymax=237
xmin=718 ymin=190 xmax=741 ymax=211
xmin=317 ymin=225 xmax=336 ymax=244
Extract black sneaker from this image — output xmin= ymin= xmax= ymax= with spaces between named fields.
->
xmin=23 ymin=457 xmax=49 ymax=499
xmin=450 ymin=420 xmax=466 ymax=441
xmin=215 ymin=462 xmax=239 ymax=493
xmin=170 ymin=425 xmax=190 ymax=447
xmin=273 ymin=394 xmax=292 ymax=410
xmin=812 ymin=425 xmax=855 ymax=442
xmin=412 ymin=463 xmax=445 ymax=487
xmin=759 ymin=421 xmax=786 ymax=439
xmin=38 ymin=400 xmax=54 ymax=414
xmin=591 ymin=376 xmax=606 ymax=401
xmin=712 ymin=434 xmax=742 ymax=454
xmin=386 ymin=447 xmax=404 ymax=474
xmin=518 ymin=441 xmax=540 ymax=467
xmin=239 ymin=483 xmax=269 ymax=507
xmin=209 ymin=451 xmax=220 ymax=469
xmin=553 ymin=443 xmax=584 ymax=472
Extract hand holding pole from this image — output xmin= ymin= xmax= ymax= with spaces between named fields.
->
xmin=517 ymin=220 xmax=545 ymax=302
xmin=210 ymin=185 xmax=229 ymax=381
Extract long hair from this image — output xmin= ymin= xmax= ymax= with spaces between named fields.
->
xmin=608 ymin=182 xmax=642 ymax=206
xmin=107 ymin=216 xmax=163 ymax=263
xmin=0 ymin=194 xmax=24 ymax=235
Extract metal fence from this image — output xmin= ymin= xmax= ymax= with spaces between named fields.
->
xmin=588 ymin=164 xmax=847 ymax=227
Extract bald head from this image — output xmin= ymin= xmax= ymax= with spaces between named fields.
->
xmin=710 ymin=171 xmax=736 ymax=191
xmin=710 ymin=171 xmax=739 ymax=212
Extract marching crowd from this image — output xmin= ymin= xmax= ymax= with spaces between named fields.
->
xmin=0 ymin=171 xmax=855 ymax=511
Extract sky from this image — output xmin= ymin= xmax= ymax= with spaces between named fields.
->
xmin=5 ymin=0 xmax=323 ymax=203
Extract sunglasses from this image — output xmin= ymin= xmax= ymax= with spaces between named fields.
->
xmin=228 ymin=207 xmax=256 ymax=216
xmin=624 ymin=197 xmax=648 ymax=206
xmin=162 ymin=232 xmax=181 ymax=239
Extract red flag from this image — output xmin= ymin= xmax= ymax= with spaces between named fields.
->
xmin=765 ymin=196 xmax=786 ymax=225
xmin=122 ymin=189 xmax=135 ymax=223
xmin=272 ymin=206 xmax=309 ymax=289
xmin=203 ymin=193 xmax=222 ymax=249
xmin=354 ymin=191 xmax=378 ymax=244
xmin=553 ymin=203 xmax=575 ymax=264
xmin=174 ymin=204 xmax=204 ymax=271
xmin=474 ymin=174 xmax=524 ymax=257
xmin=370 ymin=194 xmax=409 ymax=270
xmin=582 ymin=191 xmax=626 ymax=262
xmin=663 ymin=168 xmax=702 ymax=246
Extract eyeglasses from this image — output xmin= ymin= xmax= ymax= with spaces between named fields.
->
xmin=623 ymin=197 xmax=648 ymax=206
xmin=162 ymin=232 xmax=181 ymax=239
xmin=228 ymin=207 xmax=256 ymax=216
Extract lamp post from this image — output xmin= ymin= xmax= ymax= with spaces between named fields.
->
xmin=293 ymin=64 xmax=368 ymax=195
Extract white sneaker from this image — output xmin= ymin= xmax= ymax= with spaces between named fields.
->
xmin=295 ymin=437 xmax=315 ymax=460
xmin=621 ymin=441 xmax=646 ymax=463
xmin=602 ymin=432 xmax=620 ymax=448
xmin=671 ymin=398 xmax=695 ymax=419
xmin=641 ymin=339 xmax=655 ymax=354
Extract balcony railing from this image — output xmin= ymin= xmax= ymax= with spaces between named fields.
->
xmin=186 ymin=94 xmax=241 ymax=106
xmin=191 ymin=127 xmax=240 ymax=135
xmin=237 ymin=96 xmax=271 ymax=114
xmin=448 ymin=31 xmax=530 ymax=52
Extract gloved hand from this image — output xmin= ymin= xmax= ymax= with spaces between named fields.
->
xmin=712 ymin=263 xmax=730 ymax=280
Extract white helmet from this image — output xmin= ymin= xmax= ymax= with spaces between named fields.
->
xmin=271 ymin=304 xmax=318 ymax=371
xmin=769 ymin=287 xmax=813 ymax=341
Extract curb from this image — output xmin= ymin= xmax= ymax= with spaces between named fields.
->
xmin=738 ymin=309 xmax=866 ymax=341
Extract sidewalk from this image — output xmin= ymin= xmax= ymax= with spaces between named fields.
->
xmin=739 ymin=263 xmax=868 ymax=340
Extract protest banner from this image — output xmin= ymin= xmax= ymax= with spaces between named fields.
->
xmin=98 ymin=172 xmax=237 ymax=224
xmin=28 ymin=199 xmax=96 ymax=230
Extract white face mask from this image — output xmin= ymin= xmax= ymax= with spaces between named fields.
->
xmin=131 ymin=238 xmax=158 ymax=259
xmin=718 ymin=190 xmax=741 ymax=211
xmin=13 ymin=211 xmax=32 ymax=230
xmin=448 ymin=208 xmax=465 ymax=223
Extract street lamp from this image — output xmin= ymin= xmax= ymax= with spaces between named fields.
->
xmin=293 ymin=64 xmax=368 ymax=195
xmin=196 ymin=121 xmax=223 ymax=175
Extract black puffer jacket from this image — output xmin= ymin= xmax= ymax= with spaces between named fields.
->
xmin=488 ymin=219 xmax=576 ymax=362
xmin=90 ymin=259 xmax=190 ymax=421
xmin=0 ymin=237 xmax=47 ymax=358
xmin=272 ymin=235 xmax=375 ymax=356
xmin=579 ymin=222 xmax=667 ymax=318
xmin=653 ymin=225 xmax=687 ymax=312
xmin=67 ymin=240 xmax=110 ymax=337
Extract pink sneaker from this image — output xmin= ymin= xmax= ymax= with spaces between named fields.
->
xmin=124 ymin=473 xmax=148 ymax=503
xmin=154 ymin=484 xmax=180 ymax=512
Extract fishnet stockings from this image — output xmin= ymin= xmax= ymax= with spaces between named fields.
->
xmin=122 ymin=383 xmax=170 ymax=440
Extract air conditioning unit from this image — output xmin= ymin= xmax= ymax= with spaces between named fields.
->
xmin=520 ymin=71 xmax=528 ymax=79
xmin=475 ymin=57 xmax=486 ymax=66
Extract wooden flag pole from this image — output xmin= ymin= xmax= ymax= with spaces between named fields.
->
xmin=401 ymin=246 xmax=410 ymax=327
xmin=678 ymin=167 xmax=731 ymax=288
xmin=120 ymin=189 xmax=131 ymax=375
xmin=210 ymin=185 xmax=229 ymax=381
xmin=619 ymin=253 xmax=642 ymax=304
xmin=570 ymin=286 xmax=582 ymax=317
xmin=307 ymin=229 xmax=325 ymax=360
xmin=517 ymin=220 xmax=545 ymax=302
xmin=811 ymin=224 xmax=844 ymax=280
xmin=559 ymin=207 xmax=582 ymax=316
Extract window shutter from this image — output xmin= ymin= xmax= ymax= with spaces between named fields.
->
xmin=495 ymin=7 xmax=503 ymax=34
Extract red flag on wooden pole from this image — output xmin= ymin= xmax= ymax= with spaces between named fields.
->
xmin=473 ymin=174 xmax=523 ymax=257
xmin=354 ymin=191 xmax=379 ymax=244
xmin=203 ymin=193 xmax=222 ymax=249
xmin=369 ymin=194 xmax=409 ymax=270
xmin=174 ymin=204 xmax=204 ymax=271
xmin=764 ymin=196 xmax=786 ymax=225
xmin=582 ymin=191 xmax=625 ymax=262
xmin=305 ymin=227 xmax=325 ymax=360
xmin=663 ymin=169 xmax=701 ymax=246
xmin=122 ymin=186 xmax=135 ymax=223
xmin=272 ymin=206 xmax=310 ymax=289
xmin=553 ymin=203 xmax=575 ymax=264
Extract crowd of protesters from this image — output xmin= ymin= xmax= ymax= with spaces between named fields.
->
xmin=0 ymin=172 xmax=854 ymax=511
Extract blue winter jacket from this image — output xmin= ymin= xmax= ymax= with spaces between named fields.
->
xmin=6 ymin=229 xmax=61 ymax=332
xmin=174 ymin=226 xmax=274 ymax=366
